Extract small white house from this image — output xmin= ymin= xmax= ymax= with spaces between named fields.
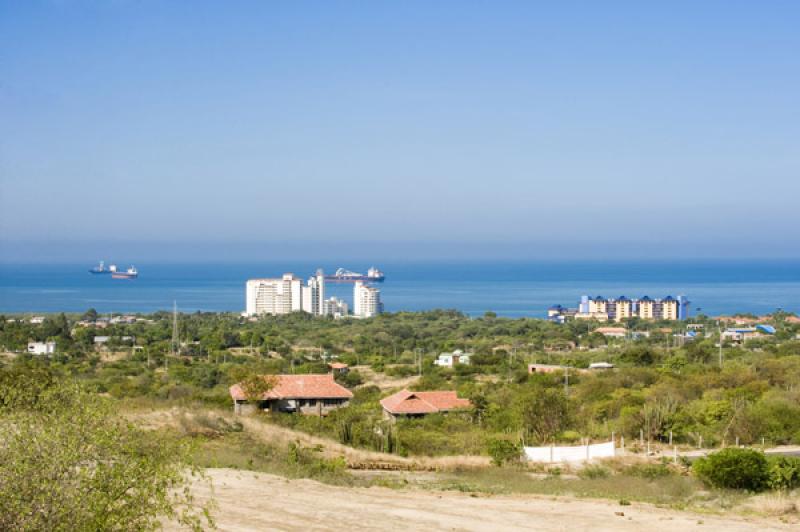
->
xmin=29 ymin=316 xmax=45 ymax=324
xmin=434 ymin=349 xmax=472 ymax=367
xmin=27 ymin=341 xmax=56 ymax=355
xmin=93 ymin=335 xmax=134 ymax=345
xmin=588 ymin=362 xmax=614 ymax=370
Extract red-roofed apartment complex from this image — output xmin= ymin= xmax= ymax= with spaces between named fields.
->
xmin=380 ymin=389 xmax=471 ymax=421
xmin=230 ymin=374 xmax=353 ymax=416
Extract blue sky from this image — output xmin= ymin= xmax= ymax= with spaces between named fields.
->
xmin=1 ymin=1 xmax=799 ymax=261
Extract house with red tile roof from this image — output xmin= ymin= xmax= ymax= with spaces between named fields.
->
xmin=380 ymin=389 xmax=471 ymax=421
xmin=594 ymin=327 xmax=627 ymax=338
xmin=230 ymin=374 xmax=353 ymax=416
xmin=328 ymin=362 xmax=349 ymax=374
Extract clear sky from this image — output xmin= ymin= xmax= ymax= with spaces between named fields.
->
xmin=1 ymin=1 xmax=798 ymax=261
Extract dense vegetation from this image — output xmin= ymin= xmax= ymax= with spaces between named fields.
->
xmin=2 ymin=309 xmax=800 ymax=459
xmin=693 ymin=448 xmax=800 ymax=491
xmin=0 ymin=368 xmax=212 ymax=531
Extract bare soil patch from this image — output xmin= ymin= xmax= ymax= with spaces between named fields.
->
xmin=175 ymin=468 xmax=794 ymax=531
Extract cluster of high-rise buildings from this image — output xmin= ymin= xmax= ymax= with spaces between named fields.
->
xmin=549 ymin=295 xmax=690 ymax=322
xmin=245 ymin=271 xmax=382 ymax=319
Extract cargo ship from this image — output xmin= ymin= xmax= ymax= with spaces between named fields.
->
xmin=111 ymin=266 xmax=138 ymax=280
xmin=89 ymin=261 xmax=114 ymax=274
xmin=324 ymin=267 xmax=385 ymax=283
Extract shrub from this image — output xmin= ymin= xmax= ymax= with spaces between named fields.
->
xmin=340 ymin=370 xmax=364 ymax=388
xmin=625 ymin=462 xmax=673 ymax=479
xmin=385 ymin=364 xmax=417 ymax=378
xmin=286 ymin=441 xmax=347 ymax=476
xmin=767 ymin=456 xmax=800 ymax=491
xmin=487 ymin=437 xmax=521 ymax=466
xmin=559 ymin=430 xmax=582 ymax=444
xmin=578 ymin=464 xmax=610 ymax=479
xmin=693 ymin=448 xmax=769 ymax=491
xmin=0 ymin=378 xmax=212 ymax=530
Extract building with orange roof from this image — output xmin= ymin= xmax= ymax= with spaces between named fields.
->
xmin=230 ymin=374 xmax=353 ymax=416
xmin=328 ymin=362 xmax=349 ymax=375
xmin=594 ymin=326 xmax=627 ymax=338
xmin=380 ymin=389 xmax=471 ymax=421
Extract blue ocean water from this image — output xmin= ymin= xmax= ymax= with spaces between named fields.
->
xmin=0 ymin=261 xmax=798 ymax=317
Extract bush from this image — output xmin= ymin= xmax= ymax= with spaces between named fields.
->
xmin=624 ymin=462 xmax=673 ymax=479
xmin=767 ymin=456 xmax=800 ymax=491
xmin=578 ymin=464 xmax=610 ymax=479
xmin=487 ymin=437 xmax=521 ymax=466
xmin=0 ymin=378 xmax=212 ymax=530
xmin=385 ymin=364 xmax=417 ymax=378
xmin=693 ymin=448 xmax=769 ymax=491
xmin=340 ymin=370 xmax=364 ymax=388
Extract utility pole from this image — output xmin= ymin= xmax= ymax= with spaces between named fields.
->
xmin=168 ymin=300 xmax=178 ymax=372
xmin=171 ymin=301 xmax=179 ymax=357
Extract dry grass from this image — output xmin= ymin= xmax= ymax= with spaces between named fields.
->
xmin=741 ymin=493 xmax=800 ymax=519
xmin=353 ymin=365 xmax=420 ymax=391
xmin=125 ymin=404 xmax=490 ymax=470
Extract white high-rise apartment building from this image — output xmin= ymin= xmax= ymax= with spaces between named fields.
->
xmin=353 ymin=281 xmax=382 ymax=318
xmin=246 ymin=272 xmax=325 ymax=316
xmin=323 ymin=297 xmax=349 ymax=318
xmin=302 ymin=270 xmax=325 ymax=316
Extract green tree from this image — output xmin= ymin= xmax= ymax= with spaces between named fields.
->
xmin=518 ymin=387 xmax=569 ymax=444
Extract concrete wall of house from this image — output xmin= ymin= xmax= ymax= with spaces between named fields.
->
xmin=234 ymin=398 xmax=349 ymax=416
xmin=234 ymin=401 xmax=257 ymax=415
xmin=296 ymin=399 xmax=350 ymax=415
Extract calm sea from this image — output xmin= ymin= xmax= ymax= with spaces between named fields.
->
xmin=0 ymin=260 xmax=798 ymax=317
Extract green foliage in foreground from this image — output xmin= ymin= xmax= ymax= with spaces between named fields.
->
xmin=766 ymin=456 xmax=800 ymax=491
xmin=0 ymin=371 xmax=213 ymax=531
xmin=487 ymin=437 xmax=521 ymax=466
xmin=693 ymin=448 xmax=772 ymax=491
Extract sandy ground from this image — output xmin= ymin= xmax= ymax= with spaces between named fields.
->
xmin=354 ymin=365 xmax=421 ymax=391
xmin=175 ymin=468 xmax=794 ymax=532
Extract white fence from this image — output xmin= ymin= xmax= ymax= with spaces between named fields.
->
xmin=524 ymin=440 xmax=616 ymax=463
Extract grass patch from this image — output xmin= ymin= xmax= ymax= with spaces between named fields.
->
xmin=428 ymin=466 xmax=704 ymax=506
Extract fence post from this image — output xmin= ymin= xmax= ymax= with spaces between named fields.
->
xmin=735 ymin=437 xmax=739 ymax=447
xmin=550 ymin=444 xmax=554 ymax=463
xmin=669 ymin=430 xmax=673 ymax=446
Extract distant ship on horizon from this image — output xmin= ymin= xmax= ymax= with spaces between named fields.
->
xmin=89 ymin=260 xmax=114 ymax=274
xmin=89 ymin=261 xmax=138 ymax=279
xmin=324 ymin=267 xmax=385 ymax=283
xmin=111 ymin=266 xmax=138 ymax=280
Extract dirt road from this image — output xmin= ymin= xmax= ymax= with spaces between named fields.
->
xmin=179 ymin=468 xmax=793 ymax=531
